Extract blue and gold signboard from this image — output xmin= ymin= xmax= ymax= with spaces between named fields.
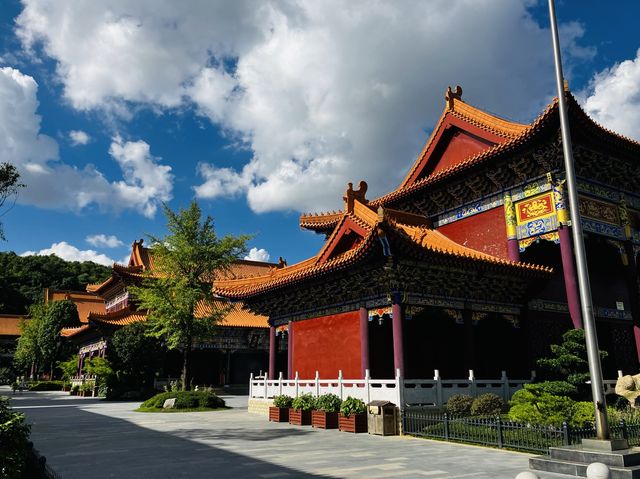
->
xmin=515 ymin=192 xmax=559 ymax=240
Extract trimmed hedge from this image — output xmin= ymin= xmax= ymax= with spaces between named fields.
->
xmin=445 ymin=394 xmax=474 ymax=417
xmin=471 ymin=393 xmax=505 ymax=416
xmin=28 ymin=381 xmax=64 ymax=391
xmin=140 ymin=391 xmax=226 ymax=410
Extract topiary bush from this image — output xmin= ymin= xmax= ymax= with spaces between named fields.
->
xmin=508 ymin=385 xmax=575 ymax=426
xmin=445 ymin=394 xmax=474 ymax=417
xmin=340 ymin=396 xmax=366 ymax=417
xmin=273 ymin=395 xmax=293 ymax=408
xmin=315 ymin=393 xmax=341 ymax=412
xmin=291 ymin=393 xmax=315 ymax=412
xmin=470 ymin=393 xmax=505 ymax=416
xmin=140 ymin=391 xmax=225 ymax=410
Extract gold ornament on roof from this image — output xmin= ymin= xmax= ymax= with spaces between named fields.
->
xmin=445 ymin=85 xmax=463 ymax=110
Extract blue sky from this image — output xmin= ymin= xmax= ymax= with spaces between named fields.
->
xmin=0 ymin=0 xmax=639 ymax=267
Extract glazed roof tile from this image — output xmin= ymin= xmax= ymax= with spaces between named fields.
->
xmin=0 ymin=314 xmax=28 ymax=336
xmin=374 ymin=92 xmax=640 ymax=208
xmin=60 ymin=325 xmax=91 ymax=338
xmin=88 ymin=308 xmax=147 ymax=327
xmin=299 ymin=210 xmax=343 ymax=231
xmin=195 ymin=301 xmax=268 ymax=328
xmin=214 ymin=200 xmax=550 ymax=299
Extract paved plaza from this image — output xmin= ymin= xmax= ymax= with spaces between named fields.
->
xmin=3 ymin=387 xmax=571 ymax=479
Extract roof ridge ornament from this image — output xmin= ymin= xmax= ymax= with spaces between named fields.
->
xmin=343 ymin=180 xmax=368 ymax=213
xmin=445 ymin=85 xmax=463 ymax=110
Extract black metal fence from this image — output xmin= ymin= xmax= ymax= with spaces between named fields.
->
xmin=24 ymin=442 xmax=63 ymax=479
xmin=402 ymin=407 xmax=640 ymax=454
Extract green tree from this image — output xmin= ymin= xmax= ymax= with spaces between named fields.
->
xmin=537 ymin=329 xmax=607 ymax=399
xmin=0 ymin=163 xmax=24 ymax=242
xmin=129 ymin=201 xmax=249 ymax=390
xmin=38 ymin=300 xmax=80 ymax=378
xmin=0 ymin=396 xmax=31 ymax=478
xmin=0 ymin=251 xmax=110 ymax=314
xmin=13 ymin=306 xmax=44 ymax=377
xmin=109 ymin=322 xmax=165 ymax=393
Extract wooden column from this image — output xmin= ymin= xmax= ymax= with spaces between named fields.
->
xmin=287 ymin=321 xmax=293 ymax=380
xmin=504 ymin=192 xmax=521 ymax=262
xmin=559 ymin=225 xmax=583 ymax=329
xmin=359 ymin=307 xmax=369 ymax=378
xmin=268 ymin=325 xmax=276 ymax=380
xmin=391 ymin=296 xmax=405 ymax=378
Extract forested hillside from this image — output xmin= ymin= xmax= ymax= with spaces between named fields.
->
xmin=0 ymin=252 xmax=111 ymax=314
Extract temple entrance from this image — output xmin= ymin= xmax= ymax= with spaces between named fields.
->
xmin=368 ymin=312 xmax=394 ymax=379
xmin=404 ymin=306 xmax=465 ymax=379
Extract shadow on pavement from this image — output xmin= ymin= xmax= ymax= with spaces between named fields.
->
xmin=174 ymin=426 xmax=313 ymax=442
xmin=17 ymin=398 xmax=332 ymax=479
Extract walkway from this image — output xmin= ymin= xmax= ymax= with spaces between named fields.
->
xmin=3 ymin=387 xmax=570 ymax=479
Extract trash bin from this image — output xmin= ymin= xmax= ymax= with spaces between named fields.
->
xmin=367 ymin=400 xmax=397 ymax=436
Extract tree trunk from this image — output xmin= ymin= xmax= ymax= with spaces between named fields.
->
xmin=182 ymin=341 xmax=192 ymax=391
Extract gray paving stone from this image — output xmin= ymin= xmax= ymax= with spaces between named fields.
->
xmin=2 ymin=387 xmax=574 ymax=479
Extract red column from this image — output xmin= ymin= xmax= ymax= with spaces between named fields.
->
xmin=559 ymin=225 xmax=583 ymax=329
xmin=359 ymin=307 xmax=369 ymax=378
xmin=507 ymin=240 xmax=521 ymax=262
xmin=268 ymin=325 xmax=276 ymax=380
xmin=287 ymin=321 xmax=294 ymax=379
xmin=392 ymin=299 xmax=405 ymax=378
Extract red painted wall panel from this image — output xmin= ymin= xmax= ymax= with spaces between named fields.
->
xmin=292 ymin=311 xmax=361 ymax=379
xmin=437 ymin=207 xmax=509 ymax=260
xmin=430 ymin=130 xmax=493 ymax=176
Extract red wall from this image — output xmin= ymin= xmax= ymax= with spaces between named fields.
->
xmin=437 ymin=207 xmax=509 ymax=260
xmin=292 ymin=311 xmax=361 ymax=379
xmin=430 ymin=130 xmax=493 ymax=176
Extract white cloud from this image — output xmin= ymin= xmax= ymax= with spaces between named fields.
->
xmin=15 ymin=0 xmax=595 ymax=213
xmin=69 ymin=129 xmax=90 ymax=145
xmin=580 ymin=48 xmax=640 ymax=141
xmin=0 ymin=66 xmax=173 ymax=217
xmin=244 ymin=247 xmax=270 ymax=262
xmin=21 ymin=241 xmax=115 ymax=266
xmin=86 ymin=234 xmax=124 ymax=248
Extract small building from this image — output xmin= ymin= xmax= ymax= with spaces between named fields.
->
xmin=215 ymin=86 xmax=640 ymax=385
xmin=0 ymin=314 xmax=28 ymax=374
xmin=62 ymin=240 xmax=281 ymax=386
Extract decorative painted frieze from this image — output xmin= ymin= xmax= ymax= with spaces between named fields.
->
xmin=528 ymin=298 xmax=632 ymax=320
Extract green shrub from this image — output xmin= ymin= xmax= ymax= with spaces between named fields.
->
xmin=470 ymin=393 xmax=505 ymax=416
xmin=273 ymin=395 xmax=293 ymax=408
xmin=71 ymin=385 xmax=80 ymax=393
xmin=526 ymin=381 xmax=577 ymax=398
xmin=508 ymin=384 xmax=576 ymax=427
xmin=445 ymin=394 xmax=474 ymax=417
xmin=28 ymin=380 xmax=64 ymax=391
xmin=0 ymin=396 xmax=31 ymax=479
xmin=315 ymin=393 xmax=342 ymax=412
xmin=291 ymin=393 xmax=315 ymax=412
xmin=0 ymin=367 xmax=15 ymax=385
xmin=340 ymin=396 xmax=366 ymax=417
xmin=571 ymin=401 xmax=595 ymax=427
xmin=140 ymin=391 xmax=225 ymax=410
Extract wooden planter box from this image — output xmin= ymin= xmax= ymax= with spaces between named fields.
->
xmin=269 ymin=407 xmax=289 ymax=422
xmin=312 ymin=410 xmax=338 ymax=429
xmin=338 ymin=413 xmax=367 ymax=433
xmin=289 ymin=408 xmax=312 ymax=426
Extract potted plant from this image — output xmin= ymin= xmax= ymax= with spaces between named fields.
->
xmin=339 ymin=396 xmax=367 ymax=433
xmin=80 ymin=382 xmax=94 ymax=397
xmin=289 ymin=393 xmax=314 ymax=426
xmin=269 ymin=395 xmax=293 ymax=422
xmin=312 ymin=393 xmax=341 ymax=429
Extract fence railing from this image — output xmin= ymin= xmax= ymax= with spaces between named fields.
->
xmin=70 ymin=374 xmax=95 ymax=387
xmin=250 ymin=369 xmax=533 ymax=407
xmin=402 ymin=408 xmax=640 ymax=454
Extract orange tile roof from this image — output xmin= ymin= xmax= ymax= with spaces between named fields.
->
xmin=214 ymin=201 xmax=551 ymax=299
xmin=0 ymin=314 xmax=28 ymax=336
xmin=299 ymin=210 xmax=343 ymax=231
xmin=60 ymin=325 xmax=91 ymax=338
xmin=398 ymin=96 xmax=528 ymax=190
xmin=195 ymin=300 xmax=268 ymax=328
xmin=373 ymin=92 xmax=640 ymax=209
xmin=88 ymin=308 xmax=147 ymax=327
xmin=44 ymin=289 xmax=106 ymax=324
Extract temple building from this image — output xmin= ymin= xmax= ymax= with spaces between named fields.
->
xmin=62 ymin=240 xmax=281 ymax=386
xmin=214 ymin=86 xmax=640 ymax=382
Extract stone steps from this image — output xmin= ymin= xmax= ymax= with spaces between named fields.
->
xmin=530 ymin=445 xmax=640 ymax=479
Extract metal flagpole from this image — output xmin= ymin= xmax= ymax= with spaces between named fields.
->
xmin=547 ymin=0 xmax=610 ymax=440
